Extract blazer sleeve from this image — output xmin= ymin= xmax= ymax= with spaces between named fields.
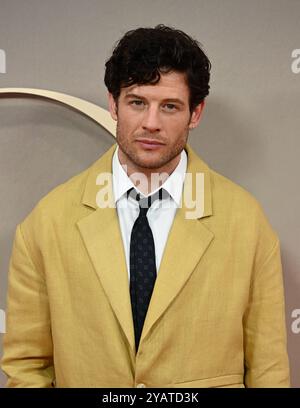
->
xmin=243 ymin=236 xmax=291 ymax=387
xmin=1 ymin=222 xmax=55 ymax=387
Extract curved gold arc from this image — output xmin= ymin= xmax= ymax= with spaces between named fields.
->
xmin=0 ymin=87 xmax=116 ymax=137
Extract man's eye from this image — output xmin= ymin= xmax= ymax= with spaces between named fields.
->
xmin=130 ymin=100 xmax=144 ymax=107
xmin=163 ymin=103 xmax=177 ymax=111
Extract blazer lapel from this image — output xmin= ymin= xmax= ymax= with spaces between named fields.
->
xmin=140 ymin=144 xmax=215 ymax=345
xmin=76 ymin=144 xmax=136 ymax=353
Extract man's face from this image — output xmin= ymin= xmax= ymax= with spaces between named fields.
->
xmin=108 ymin=71 xmax=204 ymax=173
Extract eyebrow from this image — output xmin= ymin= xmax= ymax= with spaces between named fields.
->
xmin=124 ymin=93 xmax=185 ymax=106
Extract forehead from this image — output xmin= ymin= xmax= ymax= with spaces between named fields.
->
xmin=121 ymin=71 xmax=189 ymax=101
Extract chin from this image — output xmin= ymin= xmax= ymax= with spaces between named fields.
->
xmin=135 ymin=158 xmax=168 ymax=170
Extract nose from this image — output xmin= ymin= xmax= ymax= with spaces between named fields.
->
xmin=141 ymin=106 xmax=161 ymax=133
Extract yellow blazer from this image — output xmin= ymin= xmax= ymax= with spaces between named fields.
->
xmin=1 ymin=143 xmax=290 ymax=387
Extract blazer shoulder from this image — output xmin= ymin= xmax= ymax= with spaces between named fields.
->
xmin=40 ymin=168 xmax=88 ymax=210
xmin=23 ymin=143 xmax=116 ymax=221
xmin=209 ymin=167 xmax=266 ymax=215
xmin=209 ymin=167 xmax=279 ymax=242
xmin=18 ymin=158 xmax=97 ymax=234
xmin=208 ymin=168 xmax=281 ymax=274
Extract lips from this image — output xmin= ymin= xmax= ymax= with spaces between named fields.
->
xmin=136 ymin=138 xmax=165 ymax=145
xmin=136 ymin=138 xmax=165 ymax=150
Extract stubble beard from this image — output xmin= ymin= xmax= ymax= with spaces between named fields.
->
xmin=116 ymin=122 xmax=189 ymax=172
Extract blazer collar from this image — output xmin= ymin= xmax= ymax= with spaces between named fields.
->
xmin=77 ymin=142 xmax=214 ymax=356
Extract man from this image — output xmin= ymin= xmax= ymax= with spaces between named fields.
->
xmin=1 ymin=25 xmax=290 ymax=387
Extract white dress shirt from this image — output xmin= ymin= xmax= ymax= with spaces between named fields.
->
xmin=112 ymin=144 xmax=187 ymax=282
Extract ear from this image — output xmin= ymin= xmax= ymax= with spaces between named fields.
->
xmin=188 ymin=100 xmax=205 ymax=129
xmin=108 ymin=92 xmax=118 ymax=121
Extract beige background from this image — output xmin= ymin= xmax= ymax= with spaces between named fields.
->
xmin=0 ymin=0 xmax=299 ymax=387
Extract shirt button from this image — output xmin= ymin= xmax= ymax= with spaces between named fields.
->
xmin=136 ymin=383 xmax=146 ymax=388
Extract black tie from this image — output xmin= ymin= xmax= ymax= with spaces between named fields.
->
xmin=128 ymin=187 xmax=166 ymax=353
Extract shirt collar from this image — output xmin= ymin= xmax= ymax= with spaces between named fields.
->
xmin=112 ymin=144 xmax=187 ymax=206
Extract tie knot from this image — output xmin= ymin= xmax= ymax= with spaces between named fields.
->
xmin=127 ymin=187 xmax=167 ymax=215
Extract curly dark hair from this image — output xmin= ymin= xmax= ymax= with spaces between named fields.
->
xmin=104 ymin=24 xmax=211 ymax=112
